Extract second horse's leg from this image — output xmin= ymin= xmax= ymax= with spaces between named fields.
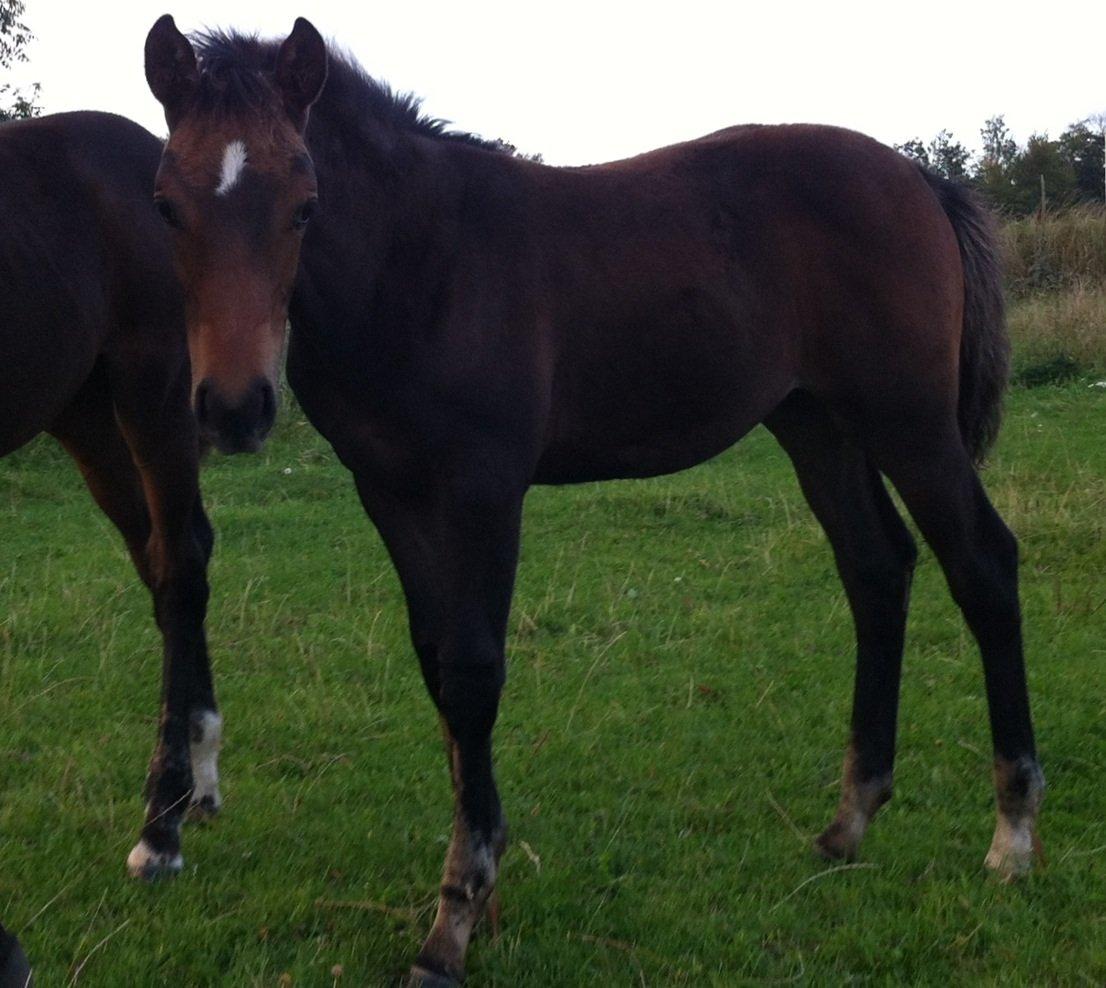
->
xmin=876 ymin=429 xmax=1043 ymax=879
xmin=767 ymin=392 xmax=917 ymax=860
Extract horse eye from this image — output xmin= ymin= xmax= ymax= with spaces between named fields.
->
xmin=155 ymin=197 xmax=181 ymax=229
xmin=293 ymin=199 xmax=317 ymax=230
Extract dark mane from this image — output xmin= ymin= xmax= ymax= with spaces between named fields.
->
xmin=191 ymin=30 xmax=512 ymax=154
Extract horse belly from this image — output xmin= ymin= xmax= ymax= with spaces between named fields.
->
xmin=535 ymin=333 xmax=791 ymax=483
xmin=533 ymin=417 xmax=762 ymax=484
xmin=0 ymin=278 xmax=105 ymax=455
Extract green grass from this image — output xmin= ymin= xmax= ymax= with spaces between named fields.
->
xmin=3 ymin=382 xmax=1106 ymax=986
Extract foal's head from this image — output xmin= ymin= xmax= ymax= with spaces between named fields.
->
xmin=144 ymin=15 xmax=327 ymax=453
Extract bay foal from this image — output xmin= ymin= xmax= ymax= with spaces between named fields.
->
xmin=145 ymin=17 xmax=1044 ymax=984
xmin=0 ymin=111 xmax=221 ymax=879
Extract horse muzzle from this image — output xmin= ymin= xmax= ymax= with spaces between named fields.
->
xmin=193 ymin=375 xmax=277 ymax=454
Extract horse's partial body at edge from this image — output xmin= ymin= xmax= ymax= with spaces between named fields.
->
xmin=0 ymin=110 xmax=222 ymax=882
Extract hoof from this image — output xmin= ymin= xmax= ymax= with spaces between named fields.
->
xmin=984 ymin=828 xmax=1038 ymax=882
xmin=984 ymin=845 xmax=1033 ymax=882
xmin=984 ymin=805 xmax=1042 ymax=882
xmin=407 ymin=965 xmax=461 ymax=988
xmin=126 ymin=839 xmax=183 ymax=880
xmin=814 ymin=821 xmax=860 ymax=862
xmin=986 ymin=757 xmax=1044 ymax=882
xmin=186 ymin=793 xmax=222 ymax=823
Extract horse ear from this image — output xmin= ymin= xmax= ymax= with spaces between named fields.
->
xmin=145 ymin=14 xmax=198 ymax=129
xmin=275 ymin=18 xmax=328 ymax=130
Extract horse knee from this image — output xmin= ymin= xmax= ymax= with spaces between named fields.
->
xmin=438 ymin=659 xmax=505 ymax=743
xmin=949 ymin=517 xmax=1020 ymax=631
xmin=148 ymin=536 xmax=210 ymax=631
xmin=986 ymin=516 xmax=1019 ymax=576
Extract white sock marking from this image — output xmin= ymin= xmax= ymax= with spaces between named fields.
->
xmin=985 ymin=815 xmax=1035 ymax=879
xmin=190 ymin=709 xmax=223 ymax=809
xmin=215 ymin=140 xmax=248 ymax=196
xmin=126 ymin=839 xmax=183 ymax=878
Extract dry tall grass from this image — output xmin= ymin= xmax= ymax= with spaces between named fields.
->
xmin=1008 ymin=284 xmax=1106 ymax=383
xmin=1001 ymin=205 xmax=1106 ymax=296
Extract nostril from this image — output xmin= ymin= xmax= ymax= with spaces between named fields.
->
xmin=194 ymin=379 xmax=212 ymax=427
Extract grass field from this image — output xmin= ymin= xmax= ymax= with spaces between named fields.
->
xmin=3 ymin=377 xmax=1106 ymax=985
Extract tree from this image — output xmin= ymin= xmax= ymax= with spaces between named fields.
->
xmin=894 ymin=137 xmax=930 ymax=168
xmin=980 ymin=115 xmax=1018 ymax=170
xmin=999 ymin=134 xmax=1077 ymax=214
xmin=894 ymin=132 xmax=969 ymax=180
xmin=973 ymin=115 xmax=1021 ymax=212
xmin=1 ymin=0 xmax=40 ymax=122
xmin=927 ymin=130 xmax=970 ymax=180
xmin=1058 ymin=117 xmax=1105 ymax=203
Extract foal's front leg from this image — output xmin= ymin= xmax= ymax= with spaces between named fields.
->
xmin=50 ymin=366 xmax=219 ymax=876
xmin=362 ymin=482 xmax=520 ymax=987
xmin=412 ymin=666 xmax=509 ymax=987
xmin=124 ymin=447 xmax=219 ymax=878
xmin=107 ymin=359 xmax=220 ymax=878
xmin=410 ymin=529 xmax=515 ymax=986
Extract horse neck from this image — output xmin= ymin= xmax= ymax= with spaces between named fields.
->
xmin=300 ymin=120 xmax=466 ymax=344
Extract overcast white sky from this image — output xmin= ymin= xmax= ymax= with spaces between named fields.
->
xmin=7 ymin=0 xmax=1104 ymax=165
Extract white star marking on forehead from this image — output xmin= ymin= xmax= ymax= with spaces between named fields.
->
xmin=215 ymin=140 xmax=248 ymax=196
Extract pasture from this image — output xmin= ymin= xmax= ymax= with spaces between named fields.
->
xmin=1 ymin=371 xmax=1105 ymax=985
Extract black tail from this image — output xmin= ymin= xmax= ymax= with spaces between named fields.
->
xmin=920 ymin=169 xmax=1009 ymax=465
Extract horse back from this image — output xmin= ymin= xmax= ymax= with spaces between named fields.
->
xmin=524 ymin=124 xmax=961 ymax=481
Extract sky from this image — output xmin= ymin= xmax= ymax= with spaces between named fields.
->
xmin=7 ymin=0 xmax=1104 ymax=166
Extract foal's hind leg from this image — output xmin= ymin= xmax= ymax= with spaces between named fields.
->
xmin=873 ymin=425 xmax=1043 ymax=879
xmin=766 ymin=392 xmax=917 ymax=861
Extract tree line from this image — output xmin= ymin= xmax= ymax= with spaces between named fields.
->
xmin=896 ymin=115 xmax=1105 ymax=216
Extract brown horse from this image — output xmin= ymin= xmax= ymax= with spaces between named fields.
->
xmin=145 ymin=16 xmax=1044 ymax=985
xmin=0 ymin=111 xmax=221 ymax=881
